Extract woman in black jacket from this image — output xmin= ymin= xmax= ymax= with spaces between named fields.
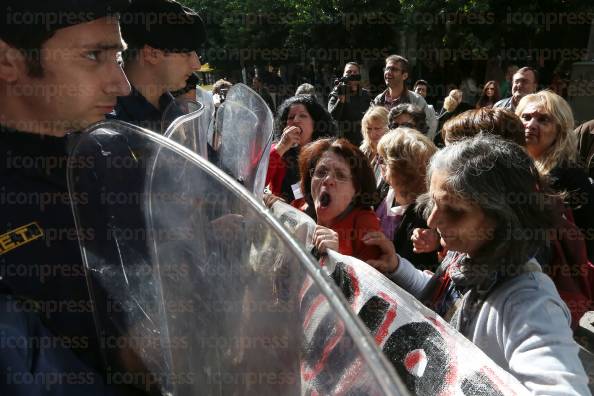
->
xmin=517 ymin=90 xmax=594 ymax=261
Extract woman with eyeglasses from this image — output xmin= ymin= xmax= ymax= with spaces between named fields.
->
xmin=298 ymin=138 xmax=382 ymax=262
xmin=387 ymin=104 xmax=427 ymax=135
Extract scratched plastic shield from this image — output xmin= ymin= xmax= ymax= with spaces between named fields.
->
xmin=210 ymin=83 xmax=273 ymax=199
xmin=195 ymin=85 xmax=215 ymax=150
xmin=68 ymin=120 xmax=408 ymax=396
xmin=162 ymin=99 xmax=208 ymax=158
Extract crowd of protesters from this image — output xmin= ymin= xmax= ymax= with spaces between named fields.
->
xmin=1 ymin=0 xmax=593 ymax=394
xmin=263 ymin=53 xmax=594 ymax=394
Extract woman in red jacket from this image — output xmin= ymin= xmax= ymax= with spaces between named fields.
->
xmin=265 ymin=95 xmax=336 ymax=203
xmin=298 ymin=138 xmax=382 ymax=262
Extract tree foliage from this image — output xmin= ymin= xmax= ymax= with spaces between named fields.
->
xmin=181 ymin=0 xmax=593 ymax=84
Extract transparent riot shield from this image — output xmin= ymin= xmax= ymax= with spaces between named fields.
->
xmin=162 ymin=98 xmax=208 ymax=158
xmin=68 ymin=120 xmax=408 ymax=396
xmin=195 ymin=85 xmax=215 ymax=147
xmin=210 ymin=83 xmax=273 ymax=199
xmin=67 ymin=121 xmax=172 ymax=394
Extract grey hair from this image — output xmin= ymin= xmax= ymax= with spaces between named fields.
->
xmin=388 ymin=104 xmax=427 ymax=134
xmin=418 ymin=134 xmax=556 ymax=271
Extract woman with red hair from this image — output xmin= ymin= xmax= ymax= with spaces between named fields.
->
xmin=298 ymin=138 xmax=382 ymax=262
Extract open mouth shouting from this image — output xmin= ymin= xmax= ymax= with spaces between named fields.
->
xmin=319 ymin=191 xmax=331 ymax=208
xmin=310 ymin=151 xmax=357 ymax=226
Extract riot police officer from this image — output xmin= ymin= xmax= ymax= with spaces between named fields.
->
xmin=0 ymin=1 xmax=138 ymax=394
xmin=113 ymin=0 xmax=206 ymax=132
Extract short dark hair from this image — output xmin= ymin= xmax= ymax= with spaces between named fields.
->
xmin=299 ymin=138 xmax=379 ymax=212
xmin=120 ymin=0 xmax=206 ymax=53
xmin=0 ymin=1 xmax=127 ymax=77
xmin=385 ymin=55 xmax=409 ymax=74
xmin=275 ymin=95 xmax=337 ymax=142
xmin=515 ymin=66 xmax=539 ymax=85
xmin=344 ymin=61 xmax=360 ymax=71
xmin=0 ymin=31 xmax=55 ymax=77
xmin=414 ymin=80 xmax=428 ymax=89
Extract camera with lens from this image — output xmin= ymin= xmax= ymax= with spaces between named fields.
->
xmin=219 ymin=88 xmax=229 ymax=103
xmin=333 ymin=74 xmax=361 ymax=96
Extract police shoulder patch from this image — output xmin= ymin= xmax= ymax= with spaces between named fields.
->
xmin=0 ymin=222 xmax=44 ymax=255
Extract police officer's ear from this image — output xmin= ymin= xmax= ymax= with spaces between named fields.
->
xmin=0 ymin=40 xmax=23 ymax=83
xmin=140 ymin=45 xmax=165 ymax=66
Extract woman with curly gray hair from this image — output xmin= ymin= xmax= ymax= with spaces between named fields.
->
xmin=388 ymin=104 xmax=427 ymax=135
xmin=362 ymin=134 xmax=589 ymax=395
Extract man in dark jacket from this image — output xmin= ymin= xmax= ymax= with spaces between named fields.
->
xmin=113 ymin=0 xmax=206 ymax=133
xmin=327 ymin=62 xmax=372 ymax=146
xmin=0 ymin=1 xmax=154 ymax=394
xmin=575 ymin=119 xmax=594 ymax=181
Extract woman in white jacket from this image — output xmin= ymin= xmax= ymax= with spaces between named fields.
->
xmin=363 ymin=134 xmax=590 ymax=395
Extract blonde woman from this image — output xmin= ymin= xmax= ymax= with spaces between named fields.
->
xmin=375 ymin=128 xmax=439 ymax=271
xmin=516 ymin=90 xmax=594 ymax=260
xmin=359 ymin=106 xmax=389 ymax=187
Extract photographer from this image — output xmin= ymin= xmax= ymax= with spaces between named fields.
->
xmin=213 ymin=79 xmax=233 ymax=108
xmin=328 ymin=62 xmax=372 ymax=146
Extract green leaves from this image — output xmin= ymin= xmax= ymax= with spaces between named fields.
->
xmin=178 ymin=0 xmax=594 ymax=74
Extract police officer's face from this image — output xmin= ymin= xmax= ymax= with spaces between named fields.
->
xmin=160 ymin=51 xmax=202 ymax=92
xmin=6 ymin=17 xmax=130 ymax=135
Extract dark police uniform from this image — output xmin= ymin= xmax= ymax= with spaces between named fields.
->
xmin=0 ymin=128 xmax=94 ymax=341
xmin=0 ymin=127 xmax=119 ymax=394
xmin=0 ymin=0 xmax=156 ymax=394
xmin=112 ymin=0 xmax=206 ymax=133
xmin=0 ymin=295 xmax=116 ymax=396
xmin=112 ymin=87 xmax=177 ymax=133
xmin=0 ymin=126 xmax=154 ymax=396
